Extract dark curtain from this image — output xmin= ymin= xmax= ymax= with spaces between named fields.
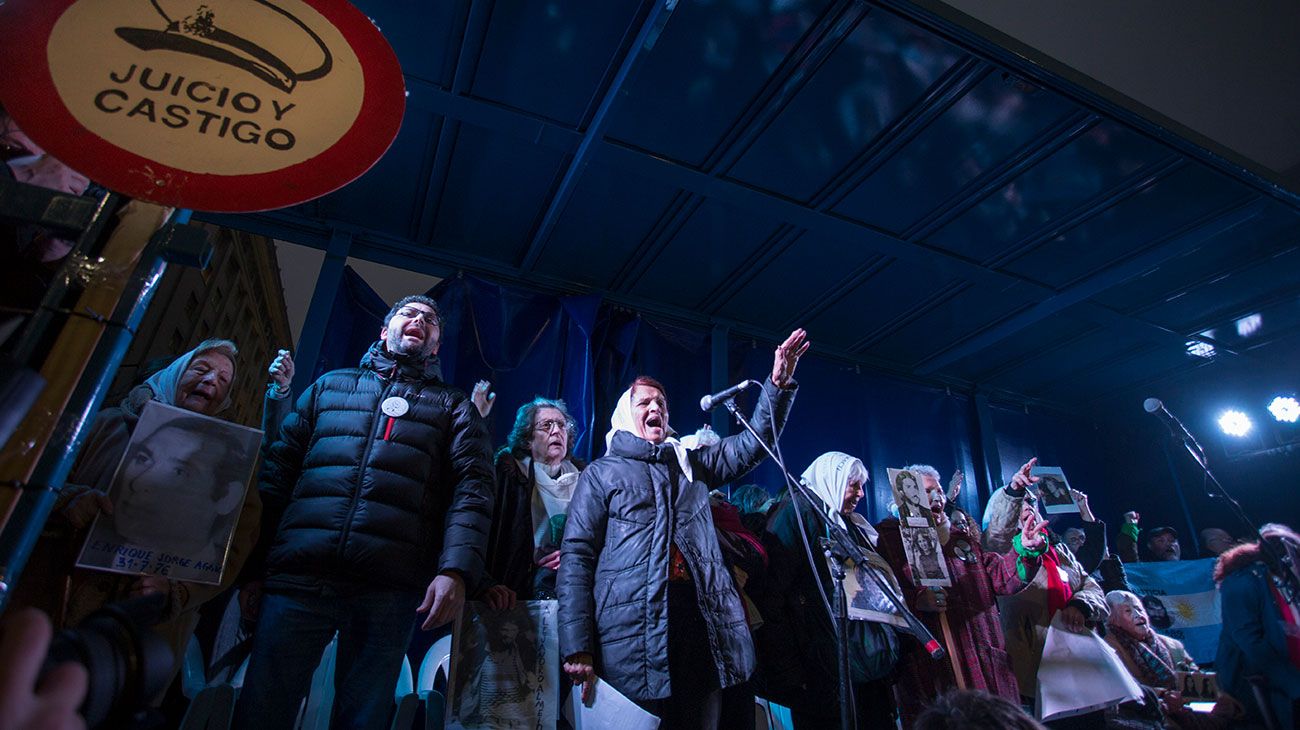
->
xmin=730 ymin=341 xmax=979 ymax=524
xmin=430 ymin=275 xmax=601 ymax=460
xmin=313 ymin=270 xmax=1118 ymax=529
xmin=311 ymin=266 xmax=388 ymax=382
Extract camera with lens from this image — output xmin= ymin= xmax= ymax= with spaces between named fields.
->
xmin=41 ymin=592 xmax=176 ymax=729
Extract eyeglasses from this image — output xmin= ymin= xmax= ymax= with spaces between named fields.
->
xmin=395 ymin=307 xmax=439 ymax=326
xmin=534 ymin=418 xmax=567 ymax=433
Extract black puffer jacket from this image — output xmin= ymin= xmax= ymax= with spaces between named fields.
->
xmin=557 ymin=379 xmax=795 ymax=701
xmin=258 ymin=343 xmax=494 ymax=593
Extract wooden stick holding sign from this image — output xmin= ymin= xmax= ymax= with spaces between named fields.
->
xmin=938 ymin=612 xmax=966 ymax=690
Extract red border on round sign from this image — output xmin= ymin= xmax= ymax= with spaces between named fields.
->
xmin=0 ymin=0 xmax=405 ymax=213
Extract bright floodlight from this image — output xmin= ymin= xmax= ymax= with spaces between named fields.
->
xmin=1236 ymin=313 xmax=1263 ymax=338
xmin=1218 ymin=410 xmax=1253 ymax=437
xmin=1185 ymin=340 xmax=1215 ymax=358
xmin=1269 ymin=396 xmax=1300 ymax=423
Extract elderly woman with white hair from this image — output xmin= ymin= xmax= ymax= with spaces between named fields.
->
xmin=1104 ymin=590 xmax=1199 ymax=687
xmin=11 ymin=338 xmax=271 ymax=691
xmin=1104 ymin=590 xmax=1242 ymax=728
xmin=874 ymin=463 xmax=1023 ymax=727
xmin=757 ymin=451 xmax=905 ymax=729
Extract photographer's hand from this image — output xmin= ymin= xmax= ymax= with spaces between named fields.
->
xmin=0 ymin=608 xmax=88 ymax=730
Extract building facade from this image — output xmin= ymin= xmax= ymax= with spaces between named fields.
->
xmin=109 ymin=224 xmax=293 ymax=430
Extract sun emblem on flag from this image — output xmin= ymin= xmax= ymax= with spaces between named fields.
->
xmin=1174 ymin=598 xmax=1198 ymax=623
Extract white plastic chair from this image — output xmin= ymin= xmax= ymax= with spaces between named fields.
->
xmin=416 ymin=635 xmax=453 ymax=730
xmin=391 ymin=655 xmax=418 ymax=730
xmin=416 ymin=634 xmax=453 ymax=697
xmin=296 ymin=633 xmax=339 ymax=730
xmin=292 ymin=634 xmax=419 ymax=730
xmin=181 ymin=636 xmax=208 ymax=700
xmin=178 ymin=636 xmax=249 ymax=730
xmin=754 ymin=696 xmax=795 ymax=730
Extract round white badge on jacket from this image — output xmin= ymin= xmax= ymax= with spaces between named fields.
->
xmin=381 ymin=396 xmax=410 ymax=418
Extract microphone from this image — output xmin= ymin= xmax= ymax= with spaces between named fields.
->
xmin=700 ymin=380 xmax=757 ymax=412
xmin=1144 ymin=397 xmax=1197 ymax=445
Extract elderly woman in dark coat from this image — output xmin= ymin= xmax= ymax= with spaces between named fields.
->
xmin=875 ymin=463 xmax=1023 ymax=727
xmin=12 ymin=339 xmax=264 ymax=685
xmin=480 ymin=397 xmax=585 ymax=607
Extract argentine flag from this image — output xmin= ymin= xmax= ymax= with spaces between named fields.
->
xmin=1123 ymin=558 xmax=1220 ymax=665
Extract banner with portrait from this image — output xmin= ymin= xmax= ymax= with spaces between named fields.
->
xmin=76 ymin=401 xmax=261 ymax=585
xmin=447 ymin=600 xmax=561 ymax=730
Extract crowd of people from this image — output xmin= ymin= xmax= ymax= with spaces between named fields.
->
xmin=3 ymin=282 xmax=1300 ymax=728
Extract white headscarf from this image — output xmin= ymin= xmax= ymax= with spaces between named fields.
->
xmin=802 ymin=451 xmax=890 ymax=565
xmin=605 ymin=385 xmax=693 ymax=482
xmin=800 ymin=451 xmax=867 ymax=530
xmin=142 ymin=339 xmax=238 ymax=413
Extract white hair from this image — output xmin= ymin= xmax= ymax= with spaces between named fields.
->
xmin=903 ymin=464 xmax=941 ymax=483
xmin=1104 ymin=590 xmax=1142 ymax=612
xmin=847 ymin=459 xmax=870 ymax=485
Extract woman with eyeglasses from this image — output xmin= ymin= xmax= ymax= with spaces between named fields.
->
xmin=480 ymin=397 xmax=585 ymax=608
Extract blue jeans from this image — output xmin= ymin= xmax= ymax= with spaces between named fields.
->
xmin=234 ymin=587 xmax=422 ymax=730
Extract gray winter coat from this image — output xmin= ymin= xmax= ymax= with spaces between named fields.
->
xmin=557 ymin=379 xmax=795 ymax=701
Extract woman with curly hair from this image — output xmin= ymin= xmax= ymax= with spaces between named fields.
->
xmin=480 ymin=397 xmax=585 ymax=607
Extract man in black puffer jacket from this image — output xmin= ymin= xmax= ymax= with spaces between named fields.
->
xmin=559 ymin=328 xmax=808 ymax=730
xmin=234 ymin=295 xmax=493 ymax=730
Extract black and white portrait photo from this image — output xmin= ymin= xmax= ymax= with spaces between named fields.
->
xmin=1030 ymin=465 xmax=1079 ymax=515
xmin=448 ymin=600 xmax=559 ymax=730
xmin=901 ymin=525 xmax=951 ymax=587
xmin=76 ymin=401 xmax=261 ymax=584
xmin=887 ymin=468 xmax=927 ymax=523
xmin=843 ymin=556 xmax=909 ymax=629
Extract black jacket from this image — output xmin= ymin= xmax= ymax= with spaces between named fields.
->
xmin=258 ymin=343 xmax=494 ymax=593
xmin=557 ymin=378 xmax=795 ymax=701
xmin=484 ymin=453 xmax=585 ymax=599
xmin=756 ymin=494 xmax=900 ymax=712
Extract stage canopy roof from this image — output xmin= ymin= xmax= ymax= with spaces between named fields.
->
xmin=205 ymin=0 xmax=1300 ymax=414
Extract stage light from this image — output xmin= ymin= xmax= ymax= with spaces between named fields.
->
xmin=1185 ymin=340 xmax=1215 ymax=358
xmin=1218 ymin=410 xmax=1253 ymax=437
xmin=1268 ymin=396 xmax=1300 ymax=423
xmin=1236 ymin=313 xmax=1263 ymax=338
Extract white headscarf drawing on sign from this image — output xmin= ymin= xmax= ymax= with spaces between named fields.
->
xmin=604 ymin=385 xmax=693 ymax=483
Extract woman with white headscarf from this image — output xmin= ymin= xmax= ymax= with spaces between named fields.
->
xmin=757 ymin=451 xmax=905 ymax=729
xmin=558 ymin=329 xmax=808 ymax=730
xmin=11 ymin=339 xmax=274 ymax=696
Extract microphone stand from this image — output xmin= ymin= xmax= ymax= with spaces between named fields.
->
xmin=1160 ymin=409 xmax=1300 ymax=609
xmin=723 ymin=398 xmax=944 ymax=730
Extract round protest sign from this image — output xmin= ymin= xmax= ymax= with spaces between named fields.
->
xmin=0 ymin=0 xmax=405 ymax=212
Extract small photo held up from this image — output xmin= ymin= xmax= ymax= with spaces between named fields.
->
xmin=1029 ymin=465 xmax=1078 ymax=515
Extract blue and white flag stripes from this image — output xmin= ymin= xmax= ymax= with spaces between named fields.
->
xmin=1123 ymin=558 xmax=1220 ymax=665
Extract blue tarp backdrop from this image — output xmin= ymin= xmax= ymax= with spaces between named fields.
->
xmin=306 ymin=269 xmax=1142 ymax=529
